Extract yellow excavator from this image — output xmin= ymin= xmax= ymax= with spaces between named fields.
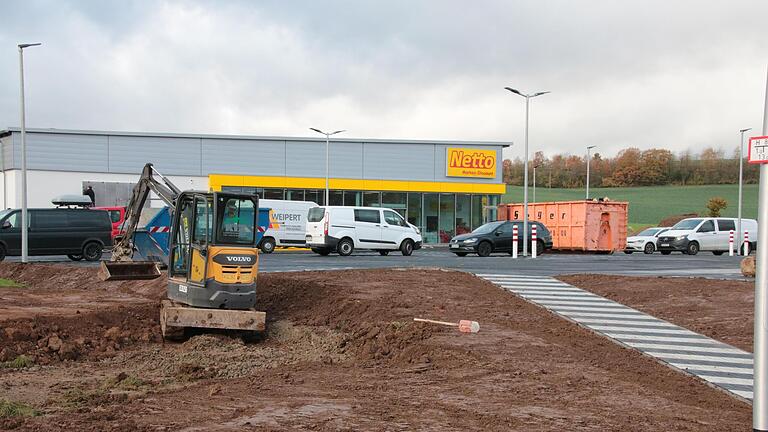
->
xmin=100 ymin=163 xmax=266 ymax=339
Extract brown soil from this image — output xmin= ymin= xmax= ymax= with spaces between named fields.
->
xmin=558 ymin=274 xmax=754 ymax=352
xmin=0 ymin=264 xmax=751 ymax=431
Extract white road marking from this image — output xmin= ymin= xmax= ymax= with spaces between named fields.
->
xmin=603 ymin=333 xmax=719 ymax=345
xmin=623 ymin=342 xmax=747 ymax=355
xmin=697 ymin=374 xmax=753 ymax=386
xmin=648 ymin=352 xmax=753 ymax=365
xmin=558 ymin=311 xmax=660 ymax=320
xmin=571 ymin=317 xmax=678 ymax=328
xmin=668 ymin=362 xmax=754 ymax=375
xmin=588 ymin=325 xmax=700 ymax=335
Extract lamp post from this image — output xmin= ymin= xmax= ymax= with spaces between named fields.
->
xmin=505 ymin=87 xmax=549 ymax=257
xmin=532 ymin=162 xmax=541 ymax=203
xmin=586 ymin=145 xmax=596 ymax=200
xmin=18 ymin=42 xmax=41 ymax=264
xmin=309 ymin=128 xmax=345 ymax=206
xmin=738 ymin=128 xmax=751 ymax=255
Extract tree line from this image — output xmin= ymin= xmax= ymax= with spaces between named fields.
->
xmin=502 ymin=147 xmax=760 ymax=188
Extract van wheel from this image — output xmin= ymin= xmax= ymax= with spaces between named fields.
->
xmin=686 ymin=241 xmax=699 ymax=256
xmin=477 ymin=241 xmax=492 ymax=257
xmin=378 ymin=250 xmax=389 ymax=256
xmin=67 ymin=254 xmax=83 ymax=261
xmin=643 ymin=242 xmax=655 ymax=254
xmin=400 ymin=239 xmax=414 ymax=256
xmin=337 ymin=238 xmax=354 ymax=256
xmin=260 ymin=237 xmax=276 ymax=254
xmin=82 ymin=242 xmax=103 ymax=261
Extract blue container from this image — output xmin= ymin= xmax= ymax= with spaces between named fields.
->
xmin=133 ymin=206 xmax=271 ymax=266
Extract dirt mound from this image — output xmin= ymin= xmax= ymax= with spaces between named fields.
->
xmin=0 ymin=303 xmax=159 ymax=364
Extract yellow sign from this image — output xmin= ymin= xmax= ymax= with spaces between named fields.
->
xmin=446 ymin=148 xmax=497 ymax=178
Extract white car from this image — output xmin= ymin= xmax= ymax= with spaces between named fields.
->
xmin=305 ymin=206 xmax=422 ymax=256
xmin=257 ymin=199 xmax=318 ymax=253
xmin=624 ymin=227 xmax=671 ymax=254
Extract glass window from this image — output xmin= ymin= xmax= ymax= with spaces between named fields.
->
xmin=171 ymin=197 xmax=194 ymax=276
xmin=329 ymin=191 xmax=343 ymax=206
xmin=407 ymin=193 xmax=422 ymax=228
xmin=384 ymin=210 xmax=407 ymax=227
xmin=354 ymin=209 xmax=380 ymax=224
xmin=307 ymin=207 xmax=325 ymax=222
xmin=382 ymin=192 xmax=406 ymax=216
xmin=193 ymin=197 xmax=212 ymax=243
xmin=2 ymin=211 xmax=24 ymax=228
xmin=33 ymin=211 xmax=62 ymax=228
xmin=698 ymin=220 xmax=715 ymax=233
xmin=473 ymin=221 xmax=505 ymax=234
xmin=471 ymin=195 xmax=482 ymax=230
xmin=285 ymin=189 xmax=305 ymax=201
xmin=216 ymin=196 xmax=257 ymax=245
xmin=673 ymin=219 xmax=703 ymax=230
xmin=717 ymin=219 xmax=735 ymax=232
xmin=423 ymin=194 xmax=439 ymax=244
xmin=108 ymin=210 xmax=122 ymax=223
xmin=305 ymin=190 xmax=323 ymax=205
xmin=67 ymin=211 xmax=102 ymax=228
xmin=439 ymin=193 xmax=455 ymax=243
xmin=456 ymin=194 xmax=471 ymax=235
xmin=499 ymin=222 xmax=514 ymax=234
xmin=485 ymin=195 xmax=500 ymax=223
xmin=263 ymin=189 xmax=284 ymax=200
xmin=343 ymin=191 xmax=361 ymax=206
xmin=363 ymin=192 xmax=380 ymax=207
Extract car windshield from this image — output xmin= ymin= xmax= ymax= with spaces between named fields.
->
xmin=472 ymin=221 xmax=504 ymax=234
xmin=0 ymin=209 xmax=12 ymax=221
xmin=637 ymin=228 xmax=661 ymax=236
xmin=672 ymin=219 xmax=703 ymax=230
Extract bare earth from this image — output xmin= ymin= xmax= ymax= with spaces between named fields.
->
xmin=0 ymin=264 xmax=751 ymax=431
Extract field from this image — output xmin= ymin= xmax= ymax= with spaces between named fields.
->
xmin=503 ymin=184 xmax=758 ymax=227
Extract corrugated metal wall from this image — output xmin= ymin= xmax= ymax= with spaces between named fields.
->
xmin=4 ymin=131 xmax=504 ymax=184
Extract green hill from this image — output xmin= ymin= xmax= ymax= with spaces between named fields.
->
xmin=503 ymin=184 xmax=758 ymax=227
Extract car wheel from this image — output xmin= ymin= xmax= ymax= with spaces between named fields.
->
xmin=536 ymin=240 xmax=546 ymax=255
xmin=400 ymin=239 xmax=414 ymax=256
xmin=82 ymin=242 xmax=103 ymax=261
xmin=0 ymin=244 xmax=5 ymax=262
xmin=337 ymin=238 xmax=354 ymax=256
xmin=67 ymin=254 xmax=84 ymax=261
xmin=260 ymin=237 xmax=276 ymax=254
xmin=643 ymin=242 xmax=655 ymax=254
xmin=624 ymin=251 xmax=633 ymax=254
xmin=454 ymin=252 xmax=468 ymax=257
xmin=378 ymin=250 xmax=389 ymax=256
xmin=660 ymin=250 xmax=672 ymax=255
xmin=477 ymin=241 xmax=492 ymax=257
xmin=686 ymin=241 xmax=699 ymax=256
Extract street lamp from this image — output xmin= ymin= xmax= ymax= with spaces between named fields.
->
xmin=309 ymin=128 xmax=345 ymax=206
xmin=18 ymin=42 xmax=41 ymax=264
xmin=586 ymin=145 xmax=596 ymax=200
xmin=532 ymin=162 xmax=541 ymax=203
xmin=505 ymin=87 xmax=549 ymax=257
xmin=738 ymin=128 xmax=751 ymax=255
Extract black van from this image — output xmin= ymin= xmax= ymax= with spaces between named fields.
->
xmin=0 ymin=208 xmax=112 ymax=261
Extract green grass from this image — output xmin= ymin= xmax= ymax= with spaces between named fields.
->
xmin=0 ymin=399 xmax=40 ymax=418
xmin=504 ymin=184 xmax=758 ymax=226
xmin=1 ymin=355 xmax=34 ymax=369
xmin=0 ymin=278 xmax=23 ymax=288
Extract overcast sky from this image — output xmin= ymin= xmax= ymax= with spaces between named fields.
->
xmin=1 ymin=0 xmax=767 ymax=161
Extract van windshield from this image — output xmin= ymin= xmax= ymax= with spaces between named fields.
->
xmin=672 ymin=219 xmax=703 ymax=230
xmin=307 ymin=207 xmax=325 ymax=223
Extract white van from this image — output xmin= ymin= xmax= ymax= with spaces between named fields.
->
xmin=656 ymin=217 xmax=757 ymax=255
xmin=257 ymin=199 xmax=318 ymax=253
xmin=305 ymin=206 xmax=422 ymax=256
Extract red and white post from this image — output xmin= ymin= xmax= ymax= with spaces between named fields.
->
xmin=745 ymin=231 xmax=750 ymax=256
xmin=729 ymin=230 xmax=735 ymax=256
xmin=531 ymin=224 xmax=538 ymax=258
xmin=512 ymin=225 xmax=519 ymax=259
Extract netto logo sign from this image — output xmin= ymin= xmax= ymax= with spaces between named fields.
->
xmin=446 ymin=148 xmax=497 ymax=178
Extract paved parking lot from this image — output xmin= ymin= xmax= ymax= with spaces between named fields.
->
xmin=7 ymin=247 xmax=749 ymax=279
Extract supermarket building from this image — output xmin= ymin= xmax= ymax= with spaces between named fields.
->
xmin=0 ymin=128 xmax=508 ymax=243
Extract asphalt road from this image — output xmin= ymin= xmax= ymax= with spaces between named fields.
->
xmin=7 ymin=248 xmax=749 ymax=279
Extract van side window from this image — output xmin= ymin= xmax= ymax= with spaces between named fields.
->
xmin=67 ymin=211 xmax=99 ymax=228
xmin=383 ymin=210 xmax=406 ymax=227
xmin=354 ymin=209 xmax=380 ymax=224
xmin=33 ymin=211 xmax=61 ymax=229
xmin=698 ymin=220 xmax=715 ymax=233
xmin=716 ymin=219 xmax=735 ymax=232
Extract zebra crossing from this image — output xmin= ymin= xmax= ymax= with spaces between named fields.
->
xmin=477 ymin=273 xmax=755 ymax=401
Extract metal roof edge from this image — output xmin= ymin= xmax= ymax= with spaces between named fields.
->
xmin=2 ymin=127 xmax=511 ymax=147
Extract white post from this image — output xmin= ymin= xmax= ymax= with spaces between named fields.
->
xmin=512 ymin=224 xmax=518 ymax=259
xmin=325 ymin=134 xmax=329 ymax=206
xmin=19 ymin=47 xmax=28 ymax=263
xmin=739 ymin=128 xmax=751 ymax=255
xmin=745 ymin=231 xmax=751 ymax=256
xmin=531 ymin=224 xmax=538 ymax=258
xmin=752 ymin=65 xmax=768 ymax=432
xmin=523 ymin=96 xmax=530 ymax=257
xmin=729 ymin=230 xmax=734 ymax=256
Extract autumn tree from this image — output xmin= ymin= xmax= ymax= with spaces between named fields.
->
xmin=706 ymin=197 xmax=728 ymax=217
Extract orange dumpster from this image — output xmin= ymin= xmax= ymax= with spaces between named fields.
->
xmin=498 ymin=200 xmax=629 ymax=253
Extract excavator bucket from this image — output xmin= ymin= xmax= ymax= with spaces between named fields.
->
xmin=160 ymin=300 xmax=266 ymax=339
xmin=99 ymin=261 xmax=162 ymax=281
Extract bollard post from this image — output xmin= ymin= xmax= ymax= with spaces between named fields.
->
xmin=512 ymin=225 xmax=519 ymax=259
xmin=745 ymin=231 xmax=751 ymax=256
xmin=531 ymin=224 xmax=538 ymax=258
xmin=730 ymin=230 xmax=734 ymax=256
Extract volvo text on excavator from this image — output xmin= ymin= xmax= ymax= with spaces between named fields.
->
xmin=100 ymin=163 xmax=266 ymax=339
